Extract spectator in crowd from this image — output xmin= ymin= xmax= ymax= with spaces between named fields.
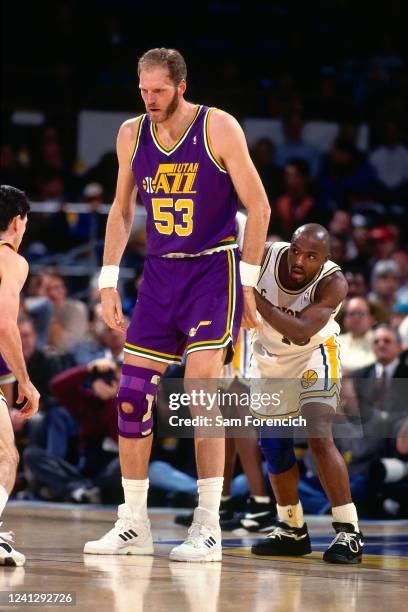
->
xmin=24 ymin=359 xmax=122 ymax=504
xmin=275 ymin=111 xmax=321 ymax=178
xmin=345 ymin=326 xmax=408 ymax=517
xmin=69 ymin=303 xmax=125 ymax=366
xmin=344 ymin=269 xmax=369 ymax=299
xmin=368 ymin=226 xmax=399 ymax=263
xmin=275 ymin=158 xmax=315 ymax=238
xmin=22 ymin=273 xmax=53 ymax=349
xmin=338 ymin=297 xmax=376 ymax=372
xmin=369 ymin=120 xmax=408 ymax=199
xmin=391 ymin=303 xmax=408 ymax=348
xmin=14 ymin=316 xmax=71 ymax=458
xmin=329 ymin=233 xmax=349 ymax=268
xmin=66 ymin=183 xmax=107 ymax=244
xmin=392 ymin=250 xmax=408 ymax=303
xmin=318 ymin=139 xmax=377 ymax=215
xmin=329 ymin=210 xmax=359 ymax=262
xmin=369 ymin=260 xmax=401 ymax=321
xmin=43 ymin=271 xmax=89 ymax=353
xmin=250 ymin=138 xmax=282 ymax=204
xmin=0 ymin=144 xmax=30 ymax=191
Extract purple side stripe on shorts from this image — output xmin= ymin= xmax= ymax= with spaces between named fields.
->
xmin=118 ymin=415 xmax=154 ymax=434
xmin=120 ymin=375 xmax=158 ymax=397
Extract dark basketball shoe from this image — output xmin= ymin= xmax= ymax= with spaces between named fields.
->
xmin=232 ymin=496 xmax=276 ymax=533
xmin=251 ymin=521 xmax=311 ymax=556
xmin=323 ymin=523 xmax=363 ymax=564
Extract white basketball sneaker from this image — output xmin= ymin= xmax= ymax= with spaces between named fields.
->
xmin=169 ymin=507 xmax=222 ymax=562
xmin=0 ymin=524 xmax=25 ymax=566
xmin=83 ymin=504 xmax=153 ymax=555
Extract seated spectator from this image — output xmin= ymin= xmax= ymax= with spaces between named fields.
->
xmin=275 ymin=158 xmax=316 ymax=238
xmin=275 ymin=111 xmax=321 ymax=178
xmin=43 ymin=271 xmax=89 ymax=353
xmin=14 ymin=316 xmax=69 ymax=457
xmin=369 ymin=260 xmax=401 ymax=321
xmin=368 ymin=226 xmax=399 ymax=263
xmin=344 ymin=269 xmax=369 ymax=298
xmin=338 ymin=297 xmax=376 ymax=372
xmin=24 ymin=359 xmax=122 ymax=504
xmin=343 ymin=327 xmax=408 ymax=517
xmin=349 ymin=325 xmax=407 ymax=430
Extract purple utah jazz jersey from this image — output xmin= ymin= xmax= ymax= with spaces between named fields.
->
xmin=0 ymin=353 xmax=15 ymax=385
xmin=131 ymin=105 xmax=239 ymax=256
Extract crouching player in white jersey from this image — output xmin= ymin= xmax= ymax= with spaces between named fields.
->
xmin=250 ymin=223 xmax=364 ymax=564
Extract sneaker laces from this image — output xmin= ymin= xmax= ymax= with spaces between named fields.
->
xmin=266 ymin=524 xmax=296 ymax=540
xmin=329 ymin=531 xmax=360 ymax=553
xmin=185 ymin=522 xmax=212 ymax=547
xmin=0 ymin=522 xmax=15 ymax=543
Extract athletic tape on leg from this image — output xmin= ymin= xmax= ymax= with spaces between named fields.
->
xmin=117 ymin=365 xmax=161 ymax=438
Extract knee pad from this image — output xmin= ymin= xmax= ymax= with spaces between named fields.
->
xmin=117 ymin=365 xmax=161 ymax=438
xmin=259 ymin=435 xmax=296 ymax=474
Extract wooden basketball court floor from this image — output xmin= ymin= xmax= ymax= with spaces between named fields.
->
xmin=1 ymin=502 xmax=407 ymax=611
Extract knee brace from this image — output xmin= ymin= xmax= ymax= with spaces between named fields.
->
xmin=117 ymin=365 xmax=161 ymax=438
xmin=259 ymin=435 xmax=296 ymax=474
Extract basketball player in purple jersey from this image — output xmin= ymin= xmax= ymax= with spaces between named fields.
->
xmin=0 ymin=185 xmax=40 ymax=566
xmin=84 ymin=48 xmax=270 ymax=561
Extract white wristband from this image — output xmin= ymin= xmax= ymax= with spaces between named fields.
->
xmin=98 ymin=265 xmax=120 ymax=290
xmin=239 ymin=261 xmax=261 ymax=287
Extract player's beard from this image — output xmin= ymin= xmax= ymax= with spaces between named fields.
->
xmin=153 ymin=89 xmax=179 ymax=123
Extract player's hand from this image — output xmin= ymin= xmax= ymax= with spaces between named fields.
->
xmin=100 ymin=287 xmax=126 ymax=332
xmin=241 ymin=286 xmax=261 ymax=330
xmin=17 ymin=380 xmax=40 ymax=419
xmin=9 ymin=408 xmax=25 ymax=432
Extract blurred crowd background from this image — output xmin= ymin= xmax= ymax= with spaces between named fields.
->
xmin=1 ymin=0 xmax=407 ymax=521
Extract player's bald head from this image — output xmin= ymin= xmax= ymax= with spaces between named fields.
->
xmin=291 ymin=223 xmax=330 ymax=257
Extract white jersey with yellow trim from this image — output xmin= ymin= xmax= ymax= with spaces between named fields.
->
xmin=255 ymin=241 xmax=342 ymax=358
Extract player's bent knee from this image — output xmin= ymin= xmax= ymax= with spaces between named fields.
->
xmin=259 ymin=436 xmax=296 ymax=474
xmin=308 ymin=437 xmax=335 ymax=456
xmin=117 ymin=365 xmax=161 ymax=438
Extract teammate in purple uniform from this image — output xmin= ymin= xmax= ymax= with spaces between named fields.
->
xmin=0 ymin=185 xmax=40 ymax=566
xmin=84 ymin=48 xmax=270 ymax=561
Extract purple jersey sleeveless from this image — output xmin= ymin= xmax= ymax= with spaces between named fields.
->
xmin=131 ymin=105 xmax=238 ymax=255
xmin=0 ymin=353 xmax=15 ymax=386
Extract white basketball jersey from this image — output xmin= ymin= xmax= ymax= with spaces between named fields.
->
xmin=255 ymin=242 xmax=342 ymax=356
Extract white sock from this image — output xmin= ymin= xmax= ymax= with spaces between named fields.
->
xmin=332 ymin=503 xmax=359 ymax=532
xmin=122 ymin=478 xmax=149 ymax=520
xmin=277 ymin=502 xmax=304 ymax=528
xmin=0 ymin=485 xmax=8 ymax=517
xmin=197 ymin=477 xmax=224 ymax=516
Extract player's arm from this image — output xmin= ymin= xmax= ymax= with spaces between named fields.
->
xmin=0 ymin=252 xmax=40 ymax=416
xmin=255 ymin=272 xmax=348 ymax=345
xmin=209 ymin=110 xmax=271 ymax=328
xmin=0 ymin=253 xmax=30 ymax=383
xmin=99 ymin=118 xmax=139 ymax=330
